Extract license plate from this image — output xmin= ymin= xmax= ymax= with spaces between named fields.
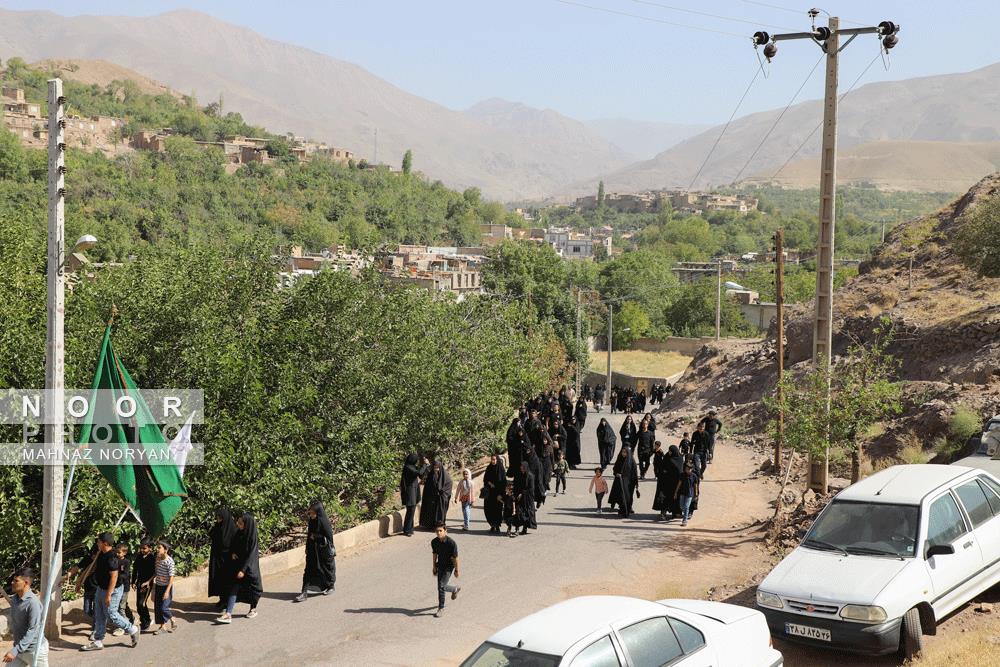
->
xmin=785 ymin=623 xmax=831 ymax=641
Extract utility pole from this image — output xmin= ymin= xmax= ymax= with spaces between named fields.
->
xmin=880 ymin=220 xmax=886 ymax=244
xmin=752 ymin=16 xmax=899 ymax=494
xmin=41 ymin=78 xmax=66 ymax=641
xmin=373 ymin=127 xmax=378 ymax=165
xmin=715 ymin=260 xmax=722 ymax=341
xmin=575 ymin=288 xmax=582 ymax=397
xmin=774 ymin=229 xmax=785 ymax=476
xmin=606 ymin=303 xmax=613 ymax=408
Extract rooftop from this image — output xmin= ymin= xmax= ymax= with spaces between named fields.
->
xmin=485 ymin=596 xmax=665 ymax=656
xmin=836 ymin=464 xmax=974 ymax=504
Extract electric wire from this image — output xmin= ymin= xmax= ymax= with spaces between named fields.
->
xmin=687 ymin=60 xmax=765 ymax=190
xmin=770 ymin=50 xmax=881 ymax=179
xmin=739 ymin=0 xmax=866 ymax=26
xmin=730 ymin=51 xmax=824 ymax=183
xmin=553 ymin=0 xmax=748 ymax=38
xmin=629 ymin=0 xmax=798 ymax=31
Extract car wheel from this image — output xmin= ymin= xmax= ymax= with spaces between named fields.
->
xmin=900 ymin=607 xmax=923 ymax=660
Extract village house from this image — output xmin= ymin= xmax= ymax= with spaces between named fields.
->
xmin=480 ymin=224 xmax=513 ymax=246
xmin=377 ymin=245 xmax=485 ymax=301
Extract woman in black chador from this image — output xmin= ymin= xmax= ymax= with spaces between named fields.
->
xmin=400 ymin=453 xmax=425 ymax=536
xmin=574 ymin=397 xmax=588 ymax=431
xmin=217 ymin=512 xmax=263 ymax=623
xmin=514 ymin=460 xmax=537 ymax=535
xmin=418 ymin=457 xmax=439 ymax=529
xmin=654 ymin=445 xmax=685 ymax=520
xmin=596 ymin=418 xmax=617 ymax=468
xmin=506 ymin=419 xmax=526 ymax=478
xmin=619 ymin=415 xmax=637 ymax=450
xmin=565 ymin=416 xmax=582 ymax=469
xmin=296 ymin=500 xmax=336 ymax=601
xmin=609 ymin=447 xmax=638 ymax=518
xmin=483 ymin=454 xmax=507 ymax=533
xmin=433 ymin=462 xmax=453 ymax=526
xmin=208 ymin=508 xmax=237 ymax=608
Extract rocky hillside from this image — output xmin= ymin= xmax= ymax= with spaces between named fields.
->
xmin=661 ymin=173 xmax=1000 ymax=462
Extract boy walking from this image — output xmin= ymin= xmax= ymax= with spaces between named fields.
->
xmin=674 ymin=462 xmax=701 ymax=527
xmin=553 ymin=452 xmax=569 ymax=494
xmin=430 ymin=524 xmax=460 ymax=618
xmin=132 ymin=538 xmax=156 ymax=632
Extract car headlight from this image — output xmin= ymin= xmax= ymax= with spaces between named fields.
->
xmin=756 ymin=590 xmax=783 ymax=609
xmin=840 ymin=605 xmax=888 ymax=623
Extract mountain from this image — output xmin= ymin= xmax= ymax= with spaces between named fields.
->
xmin=571 ymin=61 xmax=1000 ymax=196
xmin=464 ymin=97 xmax=632 ymax=174
xmin=32 ymin=58 xmax=181 ymax=98
xmin=584 ymin=118 xmax=710 ymax=160
xmin=742 ymin=140 xmax=1000 ymax=192
xmin=0 ymin=8 xmax=618 ymax=201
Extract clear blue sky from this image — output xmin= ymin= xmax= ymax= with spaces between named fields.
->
xmin=3 ymin=0 xmax=998 ymax=124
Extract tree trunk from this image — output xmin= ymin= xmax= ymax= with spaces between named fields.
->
xmin=771 ymin=450 xmax=797 ymax=521
xmin=851 ymin=438 xmax=863 ymax=483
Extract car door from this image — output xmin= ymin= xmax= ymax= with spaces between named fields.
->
xmin=615 ymin=616 xmax=712 ymax=667
xmin=923 ymin=490 xmax=983 ymax=616
xmin=954 ymin=478 xmax=1000 ymax=587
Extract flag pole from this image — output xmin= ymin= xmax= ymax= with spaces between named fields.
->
xmin=33 ymin=458 xmax=77 ymax=667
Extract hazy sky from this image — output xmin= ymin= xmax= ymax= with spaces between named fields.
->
xmin=3 ymin=1 xmax=998 ymax=125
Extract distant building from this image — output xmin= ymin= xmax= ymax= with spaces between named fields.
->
xmin=377 ymin=245 xmax=485 ymax=301
xmin=671 ymin=260 xmax=741 ymax=284
xmin=480 ymin=224 xmax=512 ymax=246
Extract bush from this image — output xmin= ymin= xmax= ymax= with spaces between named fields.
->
xmin=955 ymin=193 xmax=1000 ymax=277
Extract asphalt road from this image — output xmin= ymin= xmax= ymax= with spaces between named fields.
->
xmin=48 ymin=406 xmax=760 ymax=667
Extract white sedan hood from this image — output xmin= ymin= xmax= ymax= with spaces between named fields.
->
xmin=761 ymin=547 xmax=909 ymax=604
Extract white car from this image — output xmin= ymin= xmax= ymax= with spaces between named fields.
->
xmin=756 ymin=464 xmax=1000 ymax=660
xmin=460 ymin=595 xmax=782 ymax=667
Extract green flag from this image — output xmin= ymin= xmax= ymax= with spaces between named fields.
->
xmin=78 ymin=325 xmax=187 ymax=536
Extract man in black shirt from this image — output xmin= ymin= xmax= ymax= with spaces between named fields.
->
xmin=430 ymin=524 xmax=460 ymax=618
xmin=81 ymin=532 xmax=139 ymax=651
xmin=702 ymin=411 xmax=723 ymax=463
xmin=690 ymin=423 xmax=709 ymax=479
xmin=679 ymin=432 xmax=691 ymax=457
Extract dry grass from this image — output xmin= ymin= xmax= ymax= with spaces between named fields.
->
xmin=897 ymin=434 xmax=930 ymax=465
xmin=916 ymin=628 xmax=1000 ymax=666
xmin=589 ymin=350 xmax=692 ymax=380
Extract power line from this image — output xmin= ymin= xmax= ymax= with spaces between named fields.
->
xmin=770 ymin=50 xmax=882 ymax=179
xmin=629 ymin=0 xmax=798 ymax=31
xmin=739 ymin=0 xmax=867 ymax=26
xmin=687 ymin=61 xmax=764 ymax=190
xmin=731 ymin=51 xmax=824 ymax=183
xmin=552 ymin=0 xmax=748 ymax=38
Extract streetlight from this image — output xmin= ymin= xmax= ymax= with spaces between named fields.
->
xmin=606 ymin=311 xmax=630 ymax=406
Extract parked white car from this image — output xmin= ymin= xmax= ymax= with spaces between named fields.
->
xmin=460 ymin=596 xmax=782 ymax=667
xmin=756 ymin=464 xmax=1000 ymax=660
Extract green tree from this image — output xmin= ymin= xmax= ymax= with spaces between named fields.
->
xmin=401 ymin=149 xmax=413 ymax=175
xmin=611 ymin=301 xmax=650 ymax=349
xmin=956 ymin=192 xmax=1000 ymax=277
xmin=597 ymin=180 xmax=605 ymax=207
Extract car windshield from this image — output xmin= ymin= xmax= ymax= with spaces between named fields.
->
xmin=460 ymin=642 xmax=561 ymax=667
xmin=803 ymin=500 xmax=919 ymax=558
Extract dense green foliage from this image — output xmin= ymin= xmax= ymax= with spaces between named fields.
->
xmin=0 ymin=227 xmax=565 ymax=575
xmin=956 ymin=192 xmax=1000 ymax=277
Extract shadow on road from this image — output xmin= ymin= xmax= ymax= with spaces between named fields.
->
xmin=343 ymin=606 xmax=438 ymax=617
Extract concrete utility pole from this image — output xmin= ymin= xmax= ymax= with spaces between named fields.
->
xmin=575 ymin=288 xmax=582 ymax=397
xmin=42 ymin=78 xmax=66 ymax=640
xmin=715 ymin=261 xmax=722 ymax=341
xmin=774 ymin=230 xmax=785 ymax=476
xmin=752 ymin=16 xmax=899 ymax=493
xmin=606 ymin=303 xmax=613 ymax=406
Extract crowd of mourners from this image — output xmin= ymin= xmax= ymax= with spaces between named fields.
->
xmin=2 ymin=384 xmax=724 ymax=656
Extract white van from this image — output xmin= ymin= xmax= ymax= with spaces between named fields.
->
xmin=755 ymin=464 xmax=1000 ymax=660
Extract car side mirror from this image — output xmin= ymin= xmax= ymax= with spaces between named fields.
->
xmin=926 ymin=544 xmax=955 ymax=559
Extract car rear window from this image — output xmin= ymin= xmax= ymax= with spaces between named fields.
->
xmin=955 ymin=480 xmax=995 ymax=527
xmin=979 ymin=476 xmax=1000 ymax=515
xmin=668 ymin=618 xmax=705 ymax=654
xmin=571 ymin=636 xmax=620 ymax=667
xmin=619 ymin=617 xmax=683 ymax=667
xmin=460 ymin=642 xmax=560 ymax=667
